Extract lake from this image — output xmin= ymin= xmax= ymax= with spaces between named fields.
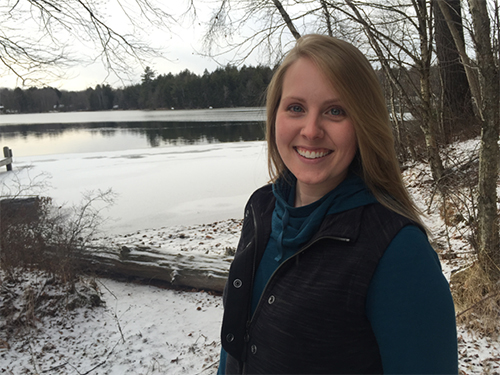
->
xmin=0 ymin=108 xmax=270 ymax=234
xmin=0 ymin=107 xmax=266 ymax=157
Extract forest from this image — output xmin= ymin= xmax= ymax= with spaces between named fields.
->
xmin=0 ymin=65 xmax=274 ymax=113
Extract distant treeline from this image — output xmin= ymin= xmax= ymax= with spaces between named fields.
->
xmin=0 ymin=65 xmax=274 ymax=113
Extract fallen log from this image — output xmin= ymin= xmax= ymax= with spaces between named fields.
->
xmin=79 ymin=219 xmax=241 ymax=293
xmin=79 ymin=244 xmax=232 ymax=293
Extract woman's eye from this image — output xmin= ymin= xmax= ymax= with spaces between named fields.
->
xmin=329 ymin=107 xmax=345 ymax=116
xmin=289 ymin=105 xmax=303 ymax=113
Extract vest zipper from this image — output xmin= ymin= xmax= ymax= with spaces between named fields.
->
xmin=249 ymin=234 xmax=350 ymax=322
xmin=243 ymin=208 xmax=351 ymax=371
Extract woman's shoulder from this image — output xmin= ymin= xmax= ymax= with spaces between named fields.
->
xmin=240 ymin=184 xmax=276 ymax=222
xmin=252 ymin=183 xmax=273 ymax=196
xmin=246 ymin=184 xmax=274 ymax=206
xmin=357 ymin=203 xmax=425 ymax=242
xmin=382 ymin=224 xmax=441 ymax=271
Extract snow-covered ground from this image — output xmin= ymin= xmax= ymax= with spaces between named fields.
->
xmin=1 ymin=273 xmax=224 ymax=374
xmin=1 ymin=139 xmax=500 ymax=374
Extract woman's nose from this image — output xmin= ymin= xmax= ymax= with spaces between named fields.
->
xmin=300 ymin=114 xmax=324 ymax=139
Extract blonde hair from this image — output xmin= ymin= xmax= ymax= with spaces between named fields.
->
xmin=266 ymin=34 xmax=425 ymax=228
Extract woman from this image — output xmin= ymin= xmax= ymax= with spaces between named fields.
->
xmin=218 ymin=34 xmax=457 ymax=374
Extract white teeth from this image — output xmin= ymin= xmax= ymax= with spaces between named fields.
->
xmin=296 ymin=148 xmax=331 ymax=159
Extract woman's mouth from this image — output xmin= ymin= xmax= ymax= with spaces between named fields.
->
xmin=294 ymin=147 xmax=332 ymax=159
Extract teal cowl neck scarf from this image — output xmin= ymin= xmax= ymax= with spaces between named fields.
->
xmin=271 ymin=173 xmax=377 ymax=262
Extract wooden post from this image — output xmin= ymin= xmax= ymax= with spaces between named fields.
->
xmin=1 ymin=147 xmax=13 ymax=171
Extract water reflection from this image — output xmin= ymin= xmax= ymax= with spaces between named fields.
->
xmin=131 ymin=122 xmax=266 ymax=146
xmin=0 ymin=121 xmax=266 ymax=157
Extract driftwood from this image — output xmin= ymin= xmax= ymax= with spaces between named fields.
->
xmin=1 ymin=147 xmax=13 ymax=171
xmin=79 ymin=244 xmax=231 ymax=293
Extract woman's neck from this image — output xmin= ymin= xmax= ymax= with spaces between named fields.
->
xmin=294 ymin=184 xmax=331 ymax=207
xmin=294 ymin=173 xmax=349 ymax=207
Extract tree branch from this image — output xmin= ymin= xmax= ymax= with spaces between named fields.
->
xmin=272 ymin=0 xmax=301 ymax=39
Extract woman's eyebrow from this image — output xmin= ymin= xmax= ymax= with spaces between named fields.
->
xmin=282 ymin=95 xmax=344 ymax=105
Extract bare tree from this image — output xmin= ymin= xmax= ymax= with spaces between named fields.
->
xmin=437 ymin=0 xmax=499 ymax=279
xmin=433 ymin=0 xmax=474 ymax=141
xmin=0 ymin=0 xmax=179 ymax=86
xmin=202 ymin=0 xmax=448 ymax=184
xmin=343 ymin=0 xmax=446 ymax=182
xmin=202 ymin=1 xmax=324 ymax=68
xmin=467 ymin=0 xmax=499 ymax=277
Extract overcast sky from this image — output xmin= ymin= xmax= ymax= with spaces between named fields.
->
xmin=1 ymin=1 xmax=261 ymax=91
xmin=52 ymin=25 xmax=226 ymax=91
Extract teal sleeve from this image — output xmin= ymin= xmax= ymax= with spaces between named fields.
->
xmin=366 ymin=225 xmax=458 ymax=374
xmin=217 ymin=347 xmax=227 ymax=375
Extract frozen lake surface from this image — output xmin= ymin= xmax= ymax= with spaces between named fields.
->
xmin=1 ymin=141 xmax=269 ymax=235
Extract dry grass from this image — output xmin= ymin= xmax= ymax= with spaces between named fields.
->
xmin=1 ymin=196 xmax=78 ymax=282
xmin=451 ymin=262 xmax=500 ymax=337
xmin=431 ymin=140 xmax=500 ymax=337
xmin=0 ymin=190 xmax=113 ymax=342
xmin=1 ymin=189 xmax=115 ymax=278
xmin=0 ymin=269 xmax=103 ymax=342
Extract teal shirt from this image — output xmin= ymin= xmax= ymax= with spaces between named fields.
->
xmin=218 ymin=176 xmax=458 ymax=374
xmin=367 ymin=225 xmax=458 ymax=374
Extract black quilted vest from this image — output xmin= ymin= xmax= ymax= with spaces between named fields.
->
xmin=221 ymin=185 xmax=416 ymax=374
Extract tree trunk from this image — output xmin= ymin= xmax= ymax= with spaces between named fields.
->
xmin=433 ymin=0 xmax=474 ymax=142
xmin=436 ymin=1 xmax=483 ymax=116
xmin=467 ymin=0 xmax=500 ymax=279
xmin=417 ymin=0 xmax=445 ymax=183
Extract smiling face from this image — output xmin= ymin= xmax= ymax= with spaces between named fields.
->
xmin=275 ymin=57 xmax=358 ymax=206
